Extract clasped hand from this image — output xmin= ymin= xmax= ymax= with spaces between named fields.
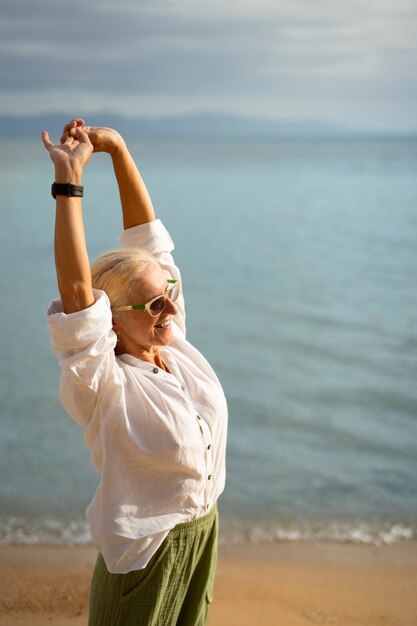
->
xmin=42 ymin=118 xmax=124 ymax=173
xmin=61 ymin=119 xmax=123 ymax=155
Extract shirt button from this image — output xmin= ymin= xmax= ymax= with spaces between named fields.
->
xmin=207 ymin=444 xmax=212 ymax=450
xmin=208 ymin=474 xmax=212 ymax=480
xmin=153 ymin=368 xmax=158 ymax=374
xmin=197 ymin=415 xmax=201 ymax=420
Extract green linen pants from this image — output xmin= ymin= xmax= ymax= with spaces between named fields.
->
xmin=88 ymin=505 xmax=218 ymax=626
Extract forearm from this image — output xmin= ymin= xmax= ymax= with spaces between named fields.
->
xmin=54 ymin=165 xmax=94 ymax=313
xmin=111 ymin=140 xmax=155 ymax=229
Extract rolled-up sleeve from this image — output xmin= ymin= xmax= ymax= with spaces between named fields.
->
xmin=119 ymin=219 xmax=186 ymax=338
xmin=46 ymin=290 xmax=117 ymax=426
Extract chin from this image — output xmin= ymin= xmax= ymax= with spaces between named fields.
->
xmin=153 ymin=330 xmax=174 ymax=346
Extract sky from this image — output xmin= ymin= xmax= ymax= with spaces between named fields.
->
xmin=1 ymin=0 xmax=417 ymax=132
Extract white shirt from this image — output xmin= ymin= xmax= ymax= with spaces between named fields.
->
xmin=46 ymin=219 xmax=228 ymax=574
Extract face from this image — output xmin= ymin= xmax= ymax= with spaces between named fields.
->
xmin=113 ymin=263 xmax=178 ymax=359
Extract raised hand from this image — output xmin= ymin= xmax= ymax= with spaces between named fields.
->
xmin=42 ymin=126 xmax=93 ymax=174
xmin=60 ymin=118 xmax=124 ymax=155
xmin=54 ymin=117 xmax=154 ymax=229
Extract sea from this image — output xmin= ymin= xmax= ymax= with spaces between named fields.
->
xmin=0 ymin=134 xmax=416 ymax=548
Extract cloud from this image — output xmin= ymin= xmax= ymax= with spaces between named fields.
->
xmin=0 ymin=0 xmax=416 ymax=129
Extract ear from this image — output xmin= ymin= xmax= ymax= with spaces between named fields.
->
xmin=112 ymin=317 xmax=121 ymax=335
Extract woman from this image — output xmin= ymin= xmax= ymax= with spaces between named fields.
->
xmin=43 ymin=119 xmax=228 ymax=626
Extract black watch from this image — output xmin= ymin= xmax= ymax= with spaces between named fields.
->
xmin=51 ymin=182 xmax=84 ymax=199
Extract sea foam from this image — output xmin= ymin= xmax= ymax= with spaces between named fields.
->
xmin=1 ymin=517 xmax=415 ymax=547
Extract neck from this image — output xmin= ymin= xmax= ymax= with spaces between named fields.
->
xmin=116 ymin=344 xmax=169 ymax=371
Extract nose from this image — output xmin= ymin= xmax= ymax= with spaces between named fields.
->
xmin=165 ymin=297 xmax=179 ymax=315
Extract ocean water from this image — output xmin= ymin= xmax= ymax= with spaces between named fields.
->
xmin=0 ymin=135 xmax=416 ymax=547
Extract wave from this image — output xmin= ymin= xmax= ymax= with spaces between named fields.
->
xmin=219 ymin=520 xmax=416 ymax=546
xmin=1 ymin=517 xmax=415 ymax=547
xmin=0 ymin=518 xmax=92 ymax=546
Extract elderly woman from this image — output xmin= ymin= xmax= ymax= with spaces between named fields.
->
xmin=42 ymin=119 xmax=228 ymax=626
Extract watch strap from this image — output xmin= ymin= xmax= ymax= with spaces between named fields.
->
xmin=51 ymin=182 xmax=84 ymax=199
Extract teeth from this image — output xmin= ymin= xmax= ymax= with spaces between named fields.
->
xmin=156 ymin=319 xmax=170 ymax=328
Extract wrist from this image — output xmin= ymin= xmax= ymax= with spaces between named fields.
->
xmin=54 ymin=164 xmax=83 ymax=185
xmin=52 ymin=182 xmax=84 ymax=200
xmin=110 ymin=135 xmax=127 ymax=158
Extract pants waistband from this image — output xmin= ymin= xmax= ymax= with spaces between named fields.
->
xmin=169 ymin=504 xmax=218 ymax=536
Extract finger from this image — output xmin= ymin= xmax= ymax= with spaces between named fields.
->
xmin=68 ymin=121 xmax=78 ymax=139
xmin=42 ymin=130 xmax=54 ymax=150
xmin=73 ymin=125 xmax=92 ymax=136
xmin=60 ymin=122 xmax=77 ymax=143
xmin=74 ymin=126 xmax=93 ymax=147
xmin=63 ymin=135 xmax=75 ymax=145
xmin=62 ymin=118 xmax=85 ymax=137
xmin=61 ymin=120 xmax=76 ymax=137
xmin=70 ymin=121 xmax=87 ymax=138
xmin=68 ymin=118 xmax=84 ymax=130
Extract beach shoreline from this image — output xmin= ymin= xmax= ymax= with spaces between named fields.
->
xmin=1 ymin=540 xmax=417 ymax=626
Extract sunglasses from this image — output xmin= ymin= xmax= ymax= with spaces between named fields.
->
xmin=111 ymin=279 xmax=179 ymax=317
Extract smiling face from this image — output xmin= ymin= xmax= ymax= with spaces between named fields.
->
xmin=112 ymin=262 xmax=178 ymax=362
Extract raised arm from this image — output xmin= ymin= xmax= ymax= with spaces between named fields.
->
xmin=63 ymin=119 xmax=155 ymax=229
xmin=111 ymin=135 xmax=156 ymax=229
xmin=43 ymin=127 xmax=94 ymax=314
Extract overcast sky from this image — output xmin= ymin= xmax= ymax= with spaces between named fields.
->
xmin=1 ymin=0 xmax=416 ymax=131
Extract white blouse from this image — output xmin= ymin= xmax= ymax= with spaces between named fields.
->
xmin=46 ymin=219 xmax=228 ymax=574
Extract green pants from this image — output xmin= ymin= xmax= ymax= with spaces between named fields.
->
xmin=88 ymin=505 xmax=218 ymax=626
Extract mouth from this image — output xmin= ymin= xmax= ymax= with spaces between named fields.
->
xmin=154 ymin=318 xmax=171 ymax=329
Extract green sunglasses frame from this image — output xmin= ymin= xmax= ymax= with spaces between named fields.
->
xmin=111 ymin=280 xmax=178 ymax=315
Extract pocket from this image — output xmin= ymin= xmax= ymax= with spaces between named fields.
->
xmin=120 ymin=537 xmax=172 ymax=602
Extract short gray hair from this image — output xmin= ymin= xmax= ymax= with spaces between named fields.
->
xmin=91 ymin=247 xmax=158 ymax=310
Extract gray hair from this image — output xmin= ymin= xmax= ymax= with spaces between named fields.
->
xmin=91 ymin=247 xmax=158 ymax=310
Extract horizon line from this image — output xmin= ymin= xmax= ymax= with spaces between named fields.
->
xmin=0 ymin=111 xmax=415 ymax=137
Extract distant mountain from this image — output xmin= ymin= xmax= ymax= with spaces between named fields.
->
xmin=0 ymin=112 xmax=355 ymax=139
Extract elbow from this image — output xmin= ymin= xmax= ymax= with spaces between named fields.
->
xmin=58 ymin=281 xmax=95 ymax=314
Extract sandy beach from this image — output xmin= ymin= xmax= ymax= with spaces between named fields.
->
xmin=1 ymin=541 xmax=417 ymax=626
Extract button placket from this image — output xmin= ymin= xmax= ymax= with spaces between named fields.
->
xmin=195 ymin=414 xmax=214 ymax=512
xmin=162 ymin=354 xmax=187 ymax=395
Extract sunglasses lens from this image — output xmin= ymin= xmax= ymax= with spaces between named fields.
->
xmin=167 ymin=282 xmax=179 ymax=302
xmin=149 ymin=296 xmax=165 ymax=316
xmin=148 ymin=283 xmax=179 ymax=315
